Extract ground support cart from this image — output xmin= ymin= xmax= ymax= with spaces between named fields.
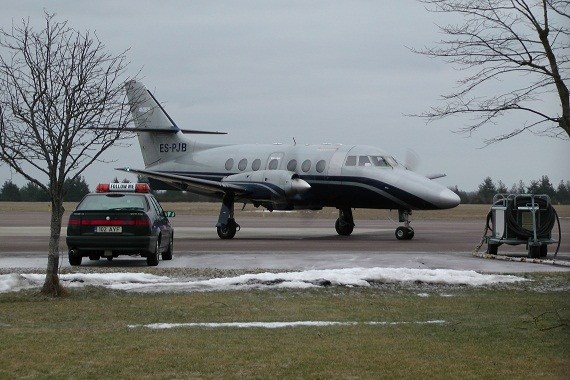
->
xmin=485 ymin=194 xmax=559 ymax=258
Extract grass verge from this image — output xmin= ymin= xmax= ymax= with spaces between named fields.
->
xmin=1 ymin=273 xmax=568 ymax=379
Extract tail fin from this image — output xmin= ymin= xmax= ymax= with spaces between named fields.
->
xmin=125 ymin=80 xmax=186 ymax=167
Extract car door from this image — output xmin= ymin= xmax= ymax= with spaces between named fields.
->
xmin=148 ymin=195 xmax=171 ymax=251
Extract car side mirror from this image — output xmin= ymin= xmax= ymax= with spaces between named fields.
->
xmin=164 ymin=211 xmax=175 ymax=218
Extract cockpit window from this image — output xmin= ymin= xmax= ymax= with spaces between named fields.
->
xmin=370 ymin=156 xmax=389 ymax=167
xmin=344 ymin=155 xmax=395 ymax=168
xmin=358 ymin=156 xmax=371 ymax=166
xmin=385 ymin=156 xmax=399 ymax=168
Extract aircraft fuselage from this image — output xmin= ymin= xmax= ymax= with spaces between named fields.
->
xmin=145 ymin=141 xmax=459 ymax=212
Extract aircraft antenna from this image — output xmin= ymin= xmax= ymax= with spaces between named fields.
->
xmin=293 ymin=137 xmax=296 ymax=146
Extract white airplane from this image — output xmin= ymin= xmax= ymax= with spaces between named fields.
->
xmin=116 ymin=80 xmax=460 ymax=240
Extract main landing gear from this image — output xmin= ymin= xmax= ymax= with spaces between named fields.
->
xmin=334 ymin=208 xmax=415 ymax=240
xmin=335 ymin=208 xmax=355 ymax=236
xmin=216 ymin=193 xmax=240 ymax=239
xmin=395 ymin=209 xmax=414 ymax=240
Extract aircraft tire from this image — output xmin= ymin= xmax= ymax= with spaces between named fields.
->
xmin=395 ymin=226 xmax=414 ymax=240
xmin=335 ymin=218 xmax=354 ymax=236
xmin=217 ymin=219 xmax=238 ymax=239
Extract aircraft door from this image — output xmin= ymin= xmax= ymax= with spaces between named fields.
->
xmin=328 ymin=146 xmax=351 ymax=177
xmin=267 ymin=152 xmax=284 ymax=170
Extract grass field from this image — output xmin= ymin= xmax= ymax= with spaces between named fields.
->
xmin=1 ymin=273 xmax=569 ymax=379
xmin=1 ymin=201 xmax=569 ymax=378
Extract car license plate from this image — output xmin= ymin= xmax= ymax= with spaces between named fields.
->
xmin=95 ymin=226 xmax=122 ymax=233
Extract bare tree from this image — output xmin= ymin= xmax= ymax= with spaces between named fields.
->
xmin=414 ymin=0 xmax=569 ymax=143
xmin=0 ymin=13 xmax=133 ymax=296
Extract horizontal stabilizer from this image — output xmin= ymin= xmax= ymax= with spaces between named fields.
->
xmin=116 ymin=167 xmax=246 ymax=195
xmin=88 ymin=127 xmax=226 ymax=134
xmin=425 ymin=173 xmax=447 ymax=180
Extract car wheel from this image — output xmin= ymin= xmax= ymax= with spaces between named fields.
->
xmin=147 ymin=239 xmax=160 ymax=266
xmin=162 ymin=235 xmax=173 ymax=260
xmin=69 ymin=252 xmax=82 ymax=266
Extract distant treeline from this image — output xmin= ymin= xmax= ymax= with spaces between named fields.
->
xmin=0 ymin=175 xmax=568 ymax=205
xmin=450 ymin=176 xmax=569 ymax=205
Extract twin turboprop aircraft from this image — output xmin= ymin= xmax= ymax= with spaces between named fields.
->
xmin=117 ymin=80 xmax=460 ymax=240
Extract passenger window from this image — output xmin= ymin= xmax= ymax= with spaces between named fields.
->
xmin=301 ymin=159 xmax=311 ymax=172
xmin=225 ymin=158 xmax=234 ymax=171
xmin=252 ymin=159 xmax=261 ymax=171
xmin=359 ymin=156 xmax=372 ymax=167
xmin=268 ymin=159 xmax=279 ymax=170
xmin=287 ymin=159 xmax=297 ymax=171
xmin=316 ymin=160 xmax=326 ymax=173
xmin=238 ymin=158 xmax=248 ymax=171
xmin=345 ymin=156 xmax=356 ymax=166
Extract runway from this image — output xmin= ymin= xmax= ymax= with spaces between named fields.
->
xmin=0 ymin=212 xmax=568 ymax=273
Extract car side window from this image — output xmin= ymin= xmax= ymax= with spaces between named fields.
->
xmin=148 ymin=196 xmax=163 ymax=217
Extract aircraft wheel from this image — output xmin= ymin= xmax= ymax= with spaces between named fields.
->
xmin=335 ymin=218 xmax=354 ymax=236
xmin=395 ymin=227 xmax=414 ymax=240
xmin=217 ymin=219 xmax=238 ymax=239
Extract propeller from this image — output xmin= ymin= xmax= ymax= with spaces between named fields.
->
xmin=404 ymin=149 xmax=420 ymax=171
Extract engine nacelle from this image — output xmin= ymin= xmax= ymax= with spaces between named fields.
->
xmin=222 ymin=170 xmax=310 ymax=197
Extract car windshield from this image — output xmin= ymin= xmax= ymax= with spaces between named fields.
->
xmin=76 ymin=194 xmax=147 ymax=211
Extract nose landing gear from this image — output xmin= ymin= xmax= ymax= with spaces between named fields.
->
xmin=395 ymin=209 xmax=414 ymax=240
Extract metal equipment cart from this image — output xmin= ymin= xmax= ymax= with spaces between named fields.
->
xmin=485 ymin=194 xmax=559 ymax=258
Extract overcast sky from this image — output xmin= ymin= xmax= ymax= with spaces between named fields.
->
xmin=1 ymin=0 xmax=568 ymax=191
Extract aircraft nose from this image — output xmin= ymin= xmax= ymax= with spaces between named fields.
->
xmin=437 ymin=188 xmax=461 ymax=209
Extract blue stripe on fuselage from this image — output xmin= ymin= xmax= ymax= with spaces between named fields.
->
xmin=149 ymin=171 xmax=438 ymax=210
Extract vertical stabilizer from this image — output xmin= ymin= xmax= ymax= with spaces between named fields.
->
xmin=125 ymin=80 xmax=188 ymax=167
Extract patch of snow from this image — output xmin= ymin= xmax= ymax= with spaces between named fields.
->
xmin=0 ymin=267 xmax=527 ymax=294
xmin=128 ymin=320 xmax=448 ymax=329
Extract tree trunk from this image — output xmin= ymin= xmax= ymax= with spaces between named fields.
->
xmin=40 ymin=198 xmax=67 ymax=296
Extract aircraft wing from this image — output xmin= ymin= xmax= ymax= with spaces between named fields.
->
xmin=115 ymin=167 xmax=247 ymax=195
